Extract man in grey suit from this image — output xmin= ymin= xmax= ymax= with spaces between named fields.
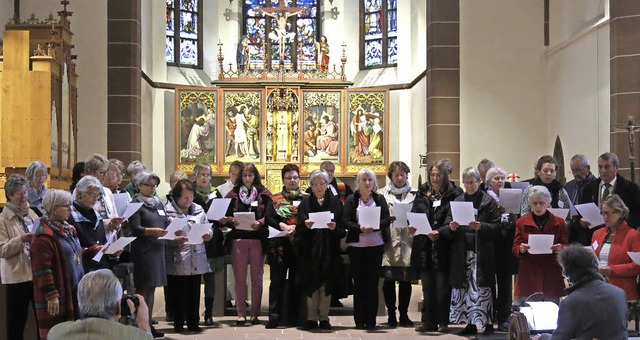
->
xmin=48 ymin=269 xmax=153 ymax=340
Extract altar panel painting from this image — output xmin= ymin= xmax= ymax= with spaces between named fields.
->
xmin=346 ymin=91 xmax=386 ymax=170
xmin=223 ymin=90 xmax=262 ymax=163
xmin=177 ymin=89 xmax=217 ymax=168
xmin=302 ymin=91 xmax=341 ymax=165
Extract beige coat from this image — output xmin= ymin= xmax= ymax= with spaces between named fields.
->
xmin=379 ymin=186 xmax=416 ymax=268
xmin=0 ymin=207 xmax=38 ymax=284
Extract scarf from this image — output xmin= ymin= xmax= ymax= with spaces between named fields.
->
xmin=135 ymin=193 xmax=161 ymax=208
xmin=532 ymin=177 xmax=563 ymax=208
xmin=272 ymin=187 xmax=301 ymax=224
xmin=239 ymin=186 xmax=258 ymax=206
xmin=5 ymin=202 xmax=30 ymax=221
xmin=42 ymin=215 xmax=76 ymax=238
xmin=387 ymin=181 xmax=412 ymax=196
xmin=196 ymin=183 xmax=214 ymax=203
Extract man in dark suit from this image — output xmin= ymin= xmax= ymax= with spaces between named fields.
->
xmin=565 ymin=154 xmax=598 ymax=245
xmin=581 ymin=152 xmax=640 ymax=229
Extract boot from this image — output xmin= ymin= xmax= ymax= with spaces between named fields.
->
xmin=204 ymin=297 xmax=214 ymax=326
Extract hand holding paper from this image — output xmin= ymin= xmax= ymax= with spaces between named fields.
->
xmin=392 ymin=202 xmax=412 ymax=227
xmin=527 ymin=234 xmax=555 ymax=254
xmin=186 ymin=223 xmax=213 ymax=245
xmin=206 ymin=198 xmax=232 ymax=221
xmin=309 ymin=211 xmax=332 ymax=229
xmin=104 ymin=237 xmax=136 ymax=255
xmin=234 ymin=212 xmax=257 ymax=231
xmin=499 ymin=188 xmax=523 ymax=215
xmin=575 ymin=203 xmax=605 ymax=228
xmin=358 ymin=206 xmax=381 ymax=230
xmin=159 ymin=217 xmax=188 ymax=240
xmin=406 ymin=212 xmax=432 ymax=235
xmin=450 ymin=201 xmax=475 ymax=226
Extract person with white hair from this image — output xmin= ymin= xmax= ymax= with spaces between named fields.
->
xmin=48 ymin=269 xmax=153 ymax=339
xmin=25 ymin=160 xmax=49 ymax=216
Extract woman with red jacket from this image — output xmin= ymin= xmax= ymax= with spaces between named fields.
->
xmin=513 ymin=185 xmax=568 ymax=304
xmin=592 ymin=194 xmax=640 ymax=300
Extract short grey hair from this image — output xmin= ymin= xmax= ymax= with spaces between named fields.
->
xmin=75 ymin=176 xmax=103 ymax=195
xmin=309 ymin=169 xmax=329 ymax=185
xmin=599 ymin=152 xmax=619 ymax=167
xmin=477 ymin=159 xmax=495 ymax=171
xmin=42 ymin=189 xmax=72 ymax=215
xmin=485 ymin=167 xmax=507 ymax=184
xmin=77 ymin=269 xmax=122 ymax=319
xmin=462 ymin=167 xmax=481 ymax=183
xmin=570 ymin=154 xmax=590 ymax=167
xmin=133 ymin=170 xmax=160 ymax=187
xmin=169 ymin=171 xmax=188 ymax=188
xmin=193 ymin=163 xmax=212 ymax=177
xmin=558 ymin=245 xmax=600 ymax=284
xmin=528 ymin=185 xmax=552 ymax=204
xmin=355 ymin=168 xmax=379 ymax=192
xmin=601 ymin=194 xmax=630 ymax=220
xmin=25 ymin=160 xmax=48 ymax=182
xmin=85 ymin=154 xmax=109 ymax=175
xmin=4 ymin=174 xmax=28 ymax=200
xmin=126 ymin=160 xmax=147 ymax=177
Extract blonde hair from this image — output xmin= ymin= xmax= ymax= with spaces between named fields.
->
xmin=42 ymin=189 xmax=72 ymax=215
xmin=355 ymin=168 xmax=378 ymax=192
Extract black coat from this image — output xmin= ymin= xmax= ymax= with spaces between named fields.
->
xmin=296 ymin=190 xmax=346 ymax=296
xmin=342 ymin=190 xmax=391 ymax=244
xmin=223 ymin=187 xmax=272 ymax=254
xmin=581 ymin=173 xmax=640 ymax=228
xmin=410 ymin=181 xmax=461 ymax=273
xmin=193 ymin=190 xmax=226 ymax=258
xmin=441 ymin=190 xmax=501 ymax=288
xmin=264 ymin=189 xmax=305 ymax=265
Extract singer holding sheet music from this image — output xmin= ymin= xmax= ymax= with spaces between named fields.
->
xmin=342 ymin=168 xmax=391 ymax=330
xmin=223 ymin=163 xmax=272 ymax=326
xmin=513 ymin=185 xmax=567 ymax=306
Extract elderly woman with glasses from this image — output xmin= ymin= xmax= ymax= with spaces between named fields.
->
xmin=342 ymin=168 xmax=391 ymax=330
xmin=128 ymin=170 xmax=169 ymax=338
xmin=223 ymin=163 xmax=272 ymax=326
xmin=297 ymin=169 xmax=345 ymax=331
xmin=591 ymin=194 xmax=640 ymax=300
xmin=68 ymin=176 xmax=121 ymax=273
xmin=264 ymin=164 xmax=304 ymax=329
xmin=31 ymin=189 xmax=84 ymax=339
xmin=0 ymin=175 xmax=40 ymax=340
xmin=513 ymin=186 xmax=568 ymax=306
xmin=442 ymin=167 xmax=500 ymax=336
xmin=26 ymin=160 xmax=49 ymax=216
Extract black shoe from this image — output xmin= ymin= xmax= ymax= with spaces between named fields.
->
xmin=265 ymin=319 xmax=279 ymax=329
xmin=330 ymin=298 xmax=344 ymax=307
xmin=388 ymin=314 xmax=398 ymax=328
xmin=355 ymin=323 xmax=366 ymax=330
xmin=438 ymin=326 xmax=449 ymax=333
xmin=498 ymin=321 xmax=509 ymax=332
xmin=303 ymin=320 xmax=318 ymax=330
xmin=457 ymin=324 xmax=477 ymax=335
xmin=151 ymin=318 xmax=159 ymax=325
xmin=204 ymin=316 xmax=214 ymax=326
xmin=188 ymin=325 xmax=203 ymax=333
xmin=483 ymin=324 xmax=495 ymax=335
xmin=250 ymin=317 xmax=260 ymax=325
xmin=173 ymin=326 xmax=184 ymax=333
xmin=151 ymin=327 xmax=165 ymax=338
xmin=319 ymin=320 xmax=332 ymax=330
xmin=236 ymin=317 xmax=247 ymax=326
xmin=399 ymin=314 xmax=414 ymax=327
xmin=166 ymin=313 xmax=174 ymax=322
xmin=415 ymin=323 xmax=437 ymax=332
xmin=365 ymin=324 xmax=377 ymax=330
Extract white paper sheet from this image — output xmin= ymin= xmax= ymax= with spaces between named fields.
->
xmin=450 ymin=201 xmax=475 ymax=225
xmin=547 ymin=208 xmax=569 ymax=219
xmin=268 ymin=226 xmax=290 ymax=238
xmin=122 ymin=202 xmax=143 ymax=220
xmin=358 ymin=206 xmax=381 ymax=230
xmin=217 ymin=181 xmax=234 ymax=199
xmin=186 ymin=223 xmax=213 ymax=245
xmin=206 ymin=198 xmax=232 ymax=221
xmin=627 ymin=251 xmax=640 ymax=265
xmin=113 ymin=193 xmax=131 ymax=216
xmin=104 ymin=237 xmax=136 ymax=254
xmin=406 ymin=212 xmax=432 ymax=235
xmin=309 ymin=211 xmax=333 ymax=229
xmin=522 ymin=301 xmax=559 ymax=331
xmin=527 ymin=234 xmax=554 ymax=254
xmin=234 ymin=212 xmax=256 ymax=231
xmin=392 ymin=202 xmax=412 ymax=227
xmin=575 ymin=203 xmax=605 ymax=228
xmin=92 ymin=248 xmax=105 ymax=262
xmin=499 ymin=188 xmax=523 ymax=215
xmin=159 ymin=217 xmax=188 ymax=240
xmin=510 ymin=182 xmax=530 ymax=190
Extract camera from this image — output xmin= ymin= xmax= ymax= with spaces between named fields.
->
xmin=120 ymin=294 xmax=140 ymax=317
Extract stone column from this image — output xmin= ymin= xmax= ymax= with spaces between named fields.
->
xmin=107 ymin=0 xmax=142 ymax=164
xmin=426 ymin=0 xmax=460 ymax=181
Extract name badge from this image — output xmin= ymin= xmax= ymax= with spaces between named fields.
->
xmin=251 ymin=201 xmax=258 ymax=207
xmin=158 ymin=210 xmax=166 ymax=216
xmin=432 ymin=200 xmax=441 ymax=208
xmin=293 ymin=201 xmax=301 ymax=207
xmin=473 ymin=208 xmax=478 ymax=216
xmin=208 ymin=192 xmax=217 ymax=200
xmin=592 ymin=240 xmax=598 ymax=250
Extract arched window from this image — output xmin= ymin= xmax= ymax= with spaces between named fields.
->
xmin=166 ymin=0 xmax=203 ymax=67
xmin=243 ymin=0 xmax=320 ymax=71
xmin=361 ymin=0 xmax=397 ymax=69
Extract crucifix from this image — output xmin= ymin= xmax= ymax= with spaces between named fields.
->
xmin=614 ymin=116 xmax=640 ymax=183
xmin=259 ymin=0 xmax=307 ymax=69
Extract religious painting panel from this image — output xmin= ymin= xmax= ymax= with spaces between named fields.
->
xmin=301 ymin=91 xmax=341 ymax=172
xmin=176 ymin=89 xmax=217 ymax=173
xmin=223 ymin=90 xmax=263 ymax=164
xmin=346 ymin=90 xmax=388 ymax=174
xmin=265 ymin=88 xmax=300 ymax=163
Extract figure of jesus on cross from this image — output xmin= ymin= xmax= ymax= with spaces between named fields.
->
xmin=259 ymin=0 xmax=307 ymax=66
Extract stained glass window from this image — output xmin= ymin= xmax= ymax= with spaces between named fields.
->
xmin=243 ymin=0 xmax=320 ymax=71
xmin=166 ymin=0 xmax=202 ymax=67
xmin=361 ymin=0 xmax=397 ymax=69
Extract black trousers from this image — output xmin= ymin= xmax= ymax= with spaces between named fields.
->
xmin=348 ymin=245 xmax=384 ymax=327
xmin=493 ymin=268 xmax=513 ymax=323
xmin=167 ymin=274 xmax=202 ymax=329
xmin=382 ymin=279 xmax=412 ymax=315
xmin=6 ymin=281 xmax=36 ymax=340
xmin=267 ymin=252 xmax=298 ymax=323
xmin=420 ymin=271 xmax=450 ymax=327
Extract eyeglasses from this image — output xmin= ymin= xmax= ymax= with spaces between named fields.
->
xmin=140 ymin=183 xmax=158 ymax=188
xmin=198 ymin=173 xmax=212 ymax=178
xmin=82 ymin=192 xmax=101 ymax=199
xmin=57 ymin=204 xmax=72 ymax=209
xmin=600 ymin=210 xmax=620 ymax=217
xmin=242 ymin=173 xmax=255 ymax=178
xmin=462 ymin=180 xmax=478 ymax=185
xmin=571 ymin=167 xmax=585 ymax=174
xmin=311 ymin=181 xmax=327 ymax=187
xmin=284 ymin=176 xmax=299 ymax=181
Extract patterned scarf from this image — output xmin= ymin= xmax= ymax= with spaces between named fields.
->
xmin=5 ymin=202 xmax=30 ymax=223
xmin=42 ymin=215 xmax=76 ymax=238
xmin=272 ymin=187 xmax=301 ymax=225
xmin=239 ymin=186 xmax=258 ymax=206
xmin=135 ymin=193 xmax=161 ymax=208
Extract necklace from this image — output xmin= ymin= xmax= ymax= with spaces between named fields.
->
xmin=62 ymin=235 xmax=82 ymax=265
